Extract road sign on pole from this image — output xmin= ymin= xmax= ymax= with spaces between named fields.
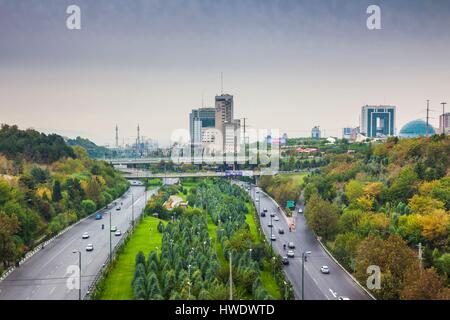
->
xmin=287 ymin=200 xmax=295 ymax=209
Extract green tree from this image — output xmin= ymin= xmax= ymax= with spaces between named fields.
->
xmin=304 ymin=195 xmax=339 ymax=240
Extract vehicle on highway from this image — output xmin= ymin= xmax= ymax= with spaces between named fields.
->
xmin=82 ymin=232 xmax=89 ymax=239
xmin=278 ymin=228 xmax=284 ymax=234
xmin=115 ymin=229 xmax=122 ymax=236
xmin=287 ymin=250 xmax=295 ymax=258
xmin=338 ymin=296 xmax=350 ymax=300
xmin=116 ymin=207 xmax=121 ymax=211
xmin=111 ymin=226 xmax=117 ymax=232
xmin=298 ymin=208 xmax=303 ymax=214
xmin=270 ymin=212 xmax=276 ymax=217
xmin=274 ymin=216 xmax=280 ymax=221
xmin=95 ymin=213 xmax=102 ymax=220
xmin=282 ymin=257 xmax=289 ymax=265
xmin=256 ymin=190 xmax=260 ymax=194
xmin=260 ymin=211 xmax=266 ymax=217
xmin=263 ymin=208 xmax=268 ymax=213
xmin=255 ymin=198 xmax=259 ymax=202
xmin=268 ymin=222 xmax=273 ymax=228
xmin=86 ymin=244 xmax=94 ymax=252
xmin=270 ymin=234 xmax=276 ymax=241
xmin=288 ymin=242 xmax=296 ymax=249
xmin=320 ymin=266 xmax=330 ymax=274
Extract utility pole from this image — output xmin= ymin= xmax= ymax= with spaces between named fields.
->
xmin=229 ymin=251 xmax=233 ymax=300
xmin=426 ymin=100 xmax=430 ymax=137
xmin=109 ymin=210 xmax=112 ymax=262
xmin=188 ymin=264 xmax=192 ymax=300
xmin=132 ymin=193 xmax=135 ymax=228
xmin=72 ymin=250 xmax=81 ymax=300
xmin=115 ymin=125 xmax=119 ymax=148
xmin=270 ymin=215 xmax=273 ymax=252
xmin=441 ymin=102 xmax=447 ymax=134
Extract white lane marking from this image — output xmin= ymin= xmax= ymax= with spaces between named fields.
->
xmin=329 ymin=288 xmax=337 ymax=298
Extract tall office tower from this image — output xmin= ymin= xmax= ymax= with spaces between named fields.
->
xmin=224 ymin=119 xmax=241 ymax=154
xmin=360 ymin=105 xmax=396 ymax=138
xmin=440 ymin=113 xmax=450 ymax=135
xmin=311 ymin=126 xmax=321 ymax=139
xmin=189 ymin=107 xmax=216 ymax=143
xmin=215 ymin=94 xmax=234 ymax=135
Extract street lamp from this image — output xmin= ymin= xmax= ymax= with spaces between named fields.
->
xmin=188 ymin=264 xmax=192 ymax=299
xmin=283 ymin=281 xmax=288 ymax=300
xmin=301 ymin=251 xmax=312 ymax=300
xmin=109 ymin=211 xmax=112 ymax=262
xmin=72 ymin=250 xmax=81 ymax=300
xmin=270 ymin=215 xmax=273 ymax=252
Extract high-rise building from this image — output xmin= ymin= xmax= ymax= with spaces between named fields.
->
xmin=224 ymin=119 xmax=241 ymax=154
xmin=215 ymin=94 xmax=234 ymax=135
xmin=360 ymin=105 xmax=396 ymax=138
xmin=439 ymin=112 xmax=450 ymax=134
xmin=189 ymin=107 xmax=216 ymax=143
xmin=311 ymin=126 xmax=321 ymax=139
xmin=342 ymin=127 xmax=359 ymax=140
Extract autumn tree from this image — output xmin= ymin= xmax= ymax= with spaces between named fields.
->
xmin=0 ymin=212 xmax=20 ymax=266
xmin=304 ymin=195 xmax=339 ymax=240
xmin=400 ymin=267 xmax=450 ymax=300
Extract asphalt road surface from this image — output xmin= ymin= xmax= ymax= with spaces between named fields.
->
xmin=237 ymin=182 xmax=371 ymax=300
xmin=0 ymin=184 xmax=152 ymax=300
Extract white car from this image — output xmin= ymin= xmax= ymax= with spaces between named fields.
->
xmin=320 ymin=266 xmax=330 ymax=274
xmin=270 ymin=212 xmax=276 ymax=217
xmin=82 ymin=232 xmax=89 ymax=239
xmin=86 ymin=244 xmax=94 ymax=252
xmin=274 ymin=216 xmax=280 ymax=221
xmin=338 ymin=296 xmax=350 ymax=300
xmin=270 ymin=234 xmax=276 ymax=241
xmin=287 ymin=250 xmax=295 ymax=258
xmin=114 ymin=230 xmax=122 ymax=236
xmin=298 ymin=208 xmax=303 ymax=213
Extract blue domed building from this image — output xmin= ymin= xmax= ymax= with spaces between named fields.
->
xmin=399 ymin=119 xmax=436 ymax=138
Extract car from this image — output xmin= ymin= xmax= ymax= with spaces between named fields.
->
xmin=260 ymin=212 xmax=266 ymax=217
xmin=270 ymin=234 xmax=276 ymax=241
xmin=263 ymin=208 xmax=268 ymax=213
xmin=270 ymin=212 xmax=276 ymax=217
xmin=274 ymin=216 xmax=280 ymax=221
xmin=320 ymin=266 xmax=330 ymax=274
xmin=282 ymin=257 xmax=289 ymax=265
xmin=288 ymin=242 xmax=296 ymax=249
xmin=86 ymin=244 xmax=94 ymax=251
xmin=256 ymin=190 xmax=260 ymax=194
xmin=110 ymin=226 xmax=117 ymax=232
xmin=114 ymin=230 xmax=122 ymax=236
xmin=82 ymin=232 xmax=89 ymax=239
xmin=338 ymin=296 xmax=350 ymax=300
xmin=267 ymin=223 xmax=273 ymax=228
xmin=287 ymin=250 xmax=295 ymax=258
xmin=298 ymin=208 xmax=303 ymax=214
xmin=278 ymin=228 xmax=284 ymax=234
xmin=116 ymin=207 xmax=121 ymax=211
xmin=95 ymin=213 xmax=102 ymax=220
xmin=255 ymin=198 xmax=259 ymax=202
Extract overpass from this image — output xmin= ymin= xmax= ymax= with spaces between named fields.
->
xmin=119 ymin=169 xmax=305 ymax=179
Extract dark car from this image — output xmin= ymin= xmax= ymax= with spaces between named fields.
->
xmin=270 ymin=212 xmax=276 ymax=217
xmin=278 ymin=228 xmax=284 ymax=234
xmin=260 ymin=212 xmax=266 ymax=217
xmin=288 ymin=242 xmax=296 ymax=249
xmin=268 ymin=223 xmax=273 ymax=228
xmin=263 ymin=208 xmax=268 ymax=213
xmin=282 ymin=257 xmax=289 ymax=265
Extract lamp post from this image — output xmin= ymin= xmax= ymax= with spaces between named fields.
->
xmin=301 ymin=251 xmax=311 ymax=300
xmin=72 ymin=250 xmax=81 ymax=300
xmin=131 ymin=193 xmax=135 ymax=229
xmin=270 ymin=215 xmax=273 ymax=252
xmin=283 ymin=281 xmax=288 ymax=300
xmin=109 ymin=211 xmax=112 ymax=262
xmin=229 ymin=251 xmax=233 ymax=300
xmin=188 ymin=264 xmax=192 ymax=299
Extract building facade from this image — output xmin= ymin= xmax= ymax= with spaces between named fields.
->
xmin=224 ymin=120 xmax=241 ymax=154
xmin=311 ymin=126 xmax=321 ymax=139
xmin=189 ymin=107 xmax=216 ymax=143
xmin=215 ymin=94 xmax=234 ymax=136
xmin=439 ymin=112 xmax=450 ymax=134
xmin=360 ymin=105 xmax=396 ymax=138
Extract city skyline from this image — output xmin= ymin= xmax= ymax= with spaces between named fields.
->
xmin=1 ymin=0 xmax=450 ymax=145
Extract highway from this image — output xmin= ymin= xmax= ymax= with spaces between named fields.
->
xmin=0 ymin=184 xmax=152 ymax=300
xmin=236 ymin=182 xmax=372 ymax=300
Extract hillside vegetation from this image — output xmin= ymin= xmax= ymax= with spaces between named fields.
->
xmin=302 ymin=135 xmax=450 ymax=299
xmin=0 ymin=125 xmax=128 ymax=271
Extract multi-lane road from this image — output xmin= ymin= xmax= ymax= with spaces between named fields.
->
xmin=237 ymin=182 xmax=372 ymax=300
xmin=0 ymin=185 xmax=152 ymax=300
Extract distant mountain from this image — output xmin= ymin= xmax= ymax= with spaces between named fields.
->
xmin=66 ymin=136 xmax=114 ymax=159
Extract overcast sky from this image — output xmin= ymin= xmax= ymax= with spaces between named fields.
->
xmin=1 ymin=0 xmax=449 ymax=145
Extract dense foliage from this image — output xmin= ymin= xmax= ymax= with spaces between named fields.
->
xmin=133 ymin=179 xmax=285 ymax=300
xmin=66 ymin=136 xmax=115 ymax=159
xmin=302 ymin=135 xmax=450 ymax=299
xmin=0 ymin=126 xmax=128 ymax=270
xmin=0 ymin=124 xmax=75 ymax=164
